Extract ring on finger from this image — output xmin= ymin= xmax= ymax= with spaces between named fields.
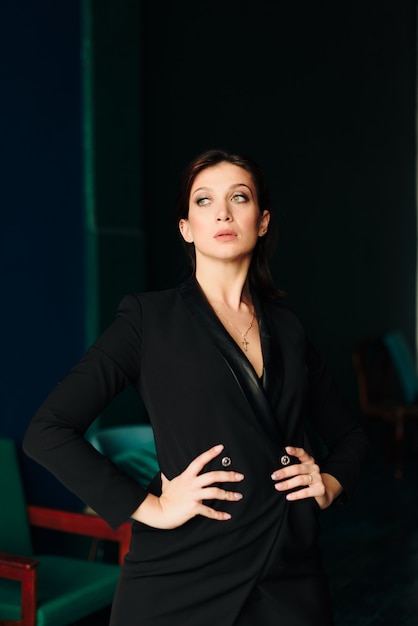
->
xmin=308 ymin=474 xmax=313 ymax=484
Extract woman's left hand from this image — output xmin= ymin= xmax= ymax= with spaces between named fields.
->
xmin=271 ymin=446 xmax=342 ymax=510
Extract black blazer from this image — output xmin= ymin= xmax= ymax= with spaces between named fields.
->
xmin=23 ymin=278 xmax=368 ymax=625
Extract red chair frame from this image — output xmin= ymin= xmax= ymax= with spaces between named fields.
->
xmin=0 ymin=505 xmax=131 ymax=626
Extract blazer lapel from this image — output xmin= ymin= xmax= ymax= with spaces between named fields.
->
xmin=178 ymin=278 xmax=288 ymax=460
xmin=252 ymin=291 xmax=284 ymax=411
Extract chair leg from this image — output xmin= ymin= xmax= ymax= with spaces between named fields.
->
xmin=0 ymin=563 xmax=37 ymax=626
xmin=88 ymin=537 xmax=100 ymax=561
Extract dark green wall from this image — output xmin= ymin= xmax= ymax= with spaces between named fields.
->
xmin=86 ymin=0 xmax=145 ymax=335
xmin=85 ymin=0 xmax=147 ymax=426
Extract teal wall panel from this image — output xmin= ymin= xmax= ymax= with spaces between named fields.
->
xmin=85 ymin=0 xmax=145 ymax=338
xmin=84 ymin=0 xmax=147 ymax=425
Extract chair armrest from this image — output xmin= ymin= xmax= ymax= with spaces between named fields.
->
xmin=27 ymin=505 xmax=131 ymax=565
xmin=0 ymin=552 xmax=38 ymax=580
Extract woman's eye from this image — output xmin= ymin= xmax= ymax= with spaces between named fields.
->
xmin=231 ymin=193 xmax=248 ymax=203
xmin=196 ymin=197 xmax=210 ymax=206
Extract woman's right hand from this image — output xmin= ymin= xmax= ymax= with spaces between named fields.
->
xmin=130 ymin=444 xmax=244 ymax=529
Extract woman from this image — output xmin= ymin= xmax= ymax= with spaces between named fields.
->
xmin=24 ymin=149 xmax=368 ymax=625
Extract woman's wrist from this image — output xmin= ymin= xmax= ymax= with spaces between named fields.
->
xmin=131 ymin=493 xmax=162 ymax=526
xmin=317 ymin=473 xmax=343 ymax=509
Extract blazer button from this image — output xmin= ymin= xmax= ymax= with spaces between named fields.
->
xmin=221 ymin=456 xmax=232 ymax=467
xmin=280 ymin=455 xmax=291 ymax=466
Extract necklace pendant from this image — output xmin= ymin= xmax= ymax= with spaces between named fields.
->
xmin=242 ymin=337 xmax=249 ymax=351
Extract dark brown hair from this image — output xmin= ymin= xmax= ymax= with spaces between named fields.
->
xmin=175 ymin=149 xmax=282 ymax=299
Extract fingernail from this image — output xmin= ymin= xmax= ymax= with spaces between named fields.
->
xmin=271 ymin=472 xmax=279 ymax=480
xmin=235 ymin=473 xmax=244 ymax=480
xmin=223 ymin=513 xmax=231 ymax=520
xmin=285 ymin=446 xmax=294 ymax=454
xmin=234 ymin=493 xmax=243 ymax=500
xmin=214 ymin=444 xmax=224 ymax=452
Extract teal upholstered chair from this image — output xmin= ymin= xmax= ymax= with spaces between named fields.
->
xmin=353 ymin=331 xmax=418 ymax=477
xmin=0 ymin=438 xmax=131 ymax=626
xmin=88 ymin=424 xmax=159 ymax=489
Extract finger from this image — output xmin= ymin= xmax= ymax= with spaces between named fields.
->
xmin=271 ymin=462 xmax=318 ymax=482
xmin=286 ymin=481 xmax=326 ymax=502
xmin=285 ymin=445 xmax=313 ymax=463
xmin=274 ymin=473 xmax=313 ymax=492
xmin=196 ymin=470 xmax=244 ymax=487
xmin=201 ymin=486 xmax=243 ymax=501
xmin=185 ymin=444 xmax=225 ymax=476
xmin=307 ymin=464 xmax=321 ymax=482
xmin=197 ymin=503 xmax=232 ymax=521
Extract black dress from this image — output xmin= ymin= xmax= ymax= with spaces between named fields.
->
xmin=23 ymin=279 xmax=368 ymax=625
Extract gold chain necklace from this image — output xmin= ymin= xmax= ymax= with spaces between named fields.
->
xmin=215 ymin=307 xmax=255 ymax=352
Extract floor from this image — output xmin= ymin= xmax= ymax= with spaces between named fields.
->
xmin=73 ymin=422 xmax=418 ymax=625
xmin=320 ymin=421 xmax=418 ymax=626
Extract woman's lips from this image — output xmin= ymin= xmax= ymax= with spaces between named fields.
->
xmin=214 ymin=229 xmax=237 ymax=241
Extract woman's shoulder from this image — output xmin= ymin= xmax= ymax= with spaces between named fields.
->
xmin=262 ymin=296 xmax=305 ymax=330
xmin=94 ymin=288 xmax=182 ymax=351
xmin=262 ymin=298 xmax=311 ymax=355
xmin=116 ymin=287 xmax=183 ymax=319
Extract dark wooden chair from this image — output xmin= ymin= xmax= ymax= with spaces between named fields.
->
xmin=0 ymin=438 xmax=132 ymax=626
xmin=352 ymin=333 xmax=418 ymax=478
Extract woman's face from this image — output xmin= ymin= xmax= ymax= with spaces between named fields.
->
xmin=179 ymin=162 xmax=270 ymax=267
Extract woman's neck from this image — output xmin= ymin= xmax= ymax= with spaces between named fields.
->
xmin=195 ymin=263 xmax=252 ymax=311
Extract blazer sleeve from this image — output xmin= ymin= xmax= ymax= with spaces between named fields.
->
xmin=305 ymin=338 xmax=369 ymax=505
xmin=23 ymin=294 xmax=148 ymax=529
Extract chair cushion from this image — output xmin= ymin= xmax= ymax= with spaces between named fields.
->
xmin=0 ymin=555 xmax=120 ymax=626
xmin=89 ymin=424 xmax=156 ymax=458
xmin=112 ymin=448 xmax=159 ymax=488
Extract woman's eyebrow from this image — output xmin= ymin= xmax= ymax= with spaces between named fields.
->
xmin=191 ymin=183 xmax=254 ymax=196
xmin=191 ymin=186 xmax=212 ymax=195
xmin=229 ymin=183 xmax=254 ymax=196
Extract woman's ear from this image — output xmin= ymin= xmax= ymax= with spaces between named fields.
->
xmin=258 ymin=210 xmax=270 ymax=237
xmin=179 ymin=218 xmax=193 ymax=243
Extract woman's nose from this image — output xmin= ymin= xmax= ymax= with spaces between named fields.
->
xmin=216 ymin=204 xmax=232 ymax=221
